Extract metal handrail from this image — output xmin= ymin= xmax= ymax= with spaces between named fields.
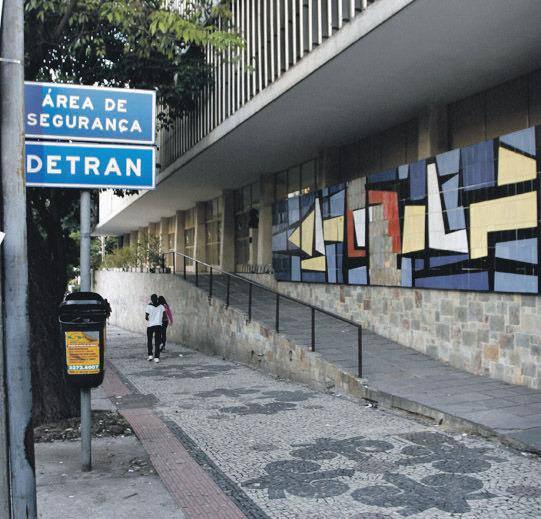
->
xmin=161 ymin=250 xmax=364 ymax=377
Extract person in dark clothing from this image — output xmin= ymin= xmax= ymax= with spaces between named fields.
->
xmin=145 ymin=293 xmax=164 ymax=362
xmin=158 ymin=296 xmax=173 ymax=352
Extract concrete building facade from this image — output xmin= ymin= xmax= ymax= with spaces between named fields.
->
xmin=96 ymin=0 xmax=541 ymax=388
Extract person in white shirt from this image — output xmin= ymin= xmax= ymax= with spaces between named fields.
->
xmin=145 ymin=294 xmax=164 ymax=363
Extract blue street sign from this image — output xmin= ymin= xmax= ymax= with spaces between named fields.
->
xmin=25 ymin=82 xmax=156 ymax=145
xmin=25 ymin=141 xmax=155 ymax=190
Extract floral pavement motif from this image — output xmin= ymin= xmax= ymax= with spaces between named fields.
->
xmin=242 ymin=433 xmax=516 ymax=516
xmin=242 ymin=460 xmax=354 ymax=499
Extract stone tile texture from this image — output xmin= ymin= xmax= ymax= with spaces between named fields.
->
xmin=104 ymin=327 xmax=541 ymax=518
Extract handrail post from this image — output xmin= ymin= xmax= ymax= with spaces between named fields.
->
xmin=209 ymin=267 xmax=213 ymax=303
xmin=226 ymin=276 xmax=231 ymax=308
xmin=160 ymin=253 xmax=165 ymax=272
xmin=195 ymin=261 xmax=199 ymax=286
xmin=311 ymin=307 xmax=315 ymax=352
xmin=172 ymin=253 xmax=176 ymax=274
xmin=357 ymin=326 xmax=363 ymax=378
xmin=248 ymin=283 xmax=253 ymax=322
xmin=275 ymin=293 xmax=279 ymax=332
xmin=183 ymin=255 xmax=187 ymax=279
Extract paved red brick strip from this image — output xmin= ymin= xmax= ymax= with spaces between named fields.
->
xmin=102 ymin=364 xmax=247 ymax=519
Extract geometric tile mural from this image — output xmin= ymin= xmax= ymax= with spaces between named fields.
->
xmin=272 ymin=126 xmax=540 ymax=293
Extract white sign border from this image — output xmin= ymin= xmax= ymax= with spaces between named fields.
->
xmin=24 ymin=81 xmax=157 ymax=146
xmin=24 ymin=140 xmax=156 ymax=191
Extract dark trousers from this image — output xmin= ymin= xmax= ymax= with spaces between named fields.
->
xmin=161 ymin=323 xmax=168 ymax=348
xmin=147 ymin=326 xmax=162 ymax=358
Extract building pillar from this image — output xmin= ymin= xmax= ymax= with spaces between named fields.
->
xmin=418 ymin=104 xmax=448 ymax=159
xmin=160 ymin=217 xmax=169 ymax=252
xmin=318 ymin=147 xmax=341 ymax=188
xmin=220 ymin=190 xmax=235 ymax=271
xmin=174 ymin=210 xmax=185 ymax=273
xmin=130 ymin=230 xmax=138 ymax=246
xmin=257 ymin=173 xmax=274 ymax=268
xmin=122 ymin=233 xmax=130 ymax=247
xmin=194 ymin=202 xmax=207 ymax=264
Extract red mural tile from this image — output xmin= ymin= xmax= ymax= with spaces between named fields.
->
xmin=346 ymin=210 xmax=366 ymax=258
xmin=368 ymin=190 xmax=402 ymax=253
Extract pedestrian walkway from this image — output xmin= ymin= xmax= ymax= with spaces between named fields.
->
xmin=184 ymin=273 xmax=541 ymax=453
xmin=104 ymin=326 xmax=541 ymax=518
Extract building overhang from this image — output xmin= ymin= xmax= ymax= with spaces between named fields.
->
xmin=96 ymin=0 xmax=541 ymax=235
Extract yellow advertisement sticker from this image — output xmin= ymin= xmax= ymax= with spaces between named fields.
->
xmin=65 ymin=331 xmax=100 ymax=375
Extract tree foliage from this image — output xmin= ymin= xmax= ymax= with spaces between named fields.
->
xmin=24 ymin=0 xmax=241 ymax=423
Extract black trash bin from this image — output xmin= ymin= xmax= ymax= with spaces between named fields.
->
xmin=59 ymin=291 xmax=111 ymax=388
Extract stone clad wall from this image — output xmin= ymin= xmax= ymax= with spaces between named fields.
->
xmin=242 ymin=274 xmax=541 ymax=389
xmin=93 ymin=270 xmax=366 ymax=395
xmin=94 ymin=270 xmax=541 ymax=390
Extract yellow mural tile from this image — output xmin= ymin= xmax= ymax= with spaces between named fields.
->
xmin=498 ymin=147 xmax=537 ymax=186
xmin=402 ymin=205 xmax=426 ymax=254
xmin=323 ymin=216 xmax=344 ymax=242
xmin=288 ymin=226 xmax=301 ymax=248
xmin=469 ymin=191 xmax=538 ymax=259
xmin=301 ymin=210 xmax=314 ymax=255
xmin=301 ymin=256 xmax=326 ymax=271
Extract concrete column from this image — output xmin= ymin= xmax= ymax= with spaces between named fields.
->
xmin=130 ymin=230 xmax=138 ymax=247
xmin=318 ymin=147 xmax=341 ymax=188
xmin=257 ymin=173 xmax=274 ymax=267
xmin=137 ymin=227 xmax=148 ymax=269
xmin=249 ymin=228 xmax=259 ymax=265
xmin=122 ymin=233 xmax=130 ymax=247
xmin=160 ymin=217 xmax=169 ymax=252
xmin=194 ymin=202 xmax=207 ymax=264
xmin=174 ymin=210 xmax=185 ymax=273
xmin=418 ymin=104 xmax=448 ymax=159
xmin=220 ymin=190 xmax=235 ymax=271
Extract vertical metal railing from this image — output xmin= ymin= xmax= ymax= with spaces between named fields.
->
xmin=162 ymin=251 xmax=364 ymax=378
xmin=160 ymin=0 xmax=375 ymax=169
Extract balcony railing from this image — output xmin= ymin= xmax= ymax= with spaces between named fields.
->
xmin=159 ymin=0 xmax=376 ymax=170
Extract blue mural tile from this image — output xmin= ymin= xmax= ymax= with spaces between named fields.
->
xmin=272 ymin=230 xmax=288 ymax=252
xmin=415 ymin=272 xmax=489 ymax=291
xmin=494 ymin=272 xmax=538 ymax=293
xmin=329 ymin=183 xmax=345 ymax=195
xmin=495 ymin=238 xmax=538 ymax=264
xmin=291 ymin=256 xmax=301 ymax=281
xmin=302 ymin=271 xmax=326 ymax=283
xmin=369 ymin=169 xmax=396 ymax=183
xmin=409 ymin=160 xmax=426 ymax=200
xmin=326 ymin=244 xmax=336 ymax=284
xmin=330 ymin=190 xmax=345 ymax=217
xmin=429 ymin=254 xmax=469 ymax=268
xmin=500 ymin=127 xmax=536 ymax=156
xmin=336 ymin=243 xmax=344 ymax=284
xmin=273 ymin=255 xmax=291 ymax=281
xmin=401 ymin=258 xmax=412 ymax=287
xmin=398 ymin=165 xmax=409 ymax=180
xmin=436 ymin=149 xmax=460 ymax=176
xmin=288 ymin=198 xmax=300 ymax=224
xmin=300 ymin=192 xmax=315 ymax=219
xmin=446 ymin=207 xmax=466 ymax=231
xmin=461 ymin=140 xmax=495 ymax=191
xmin=442 ymin=175 xmax=459 ymax=208
xmin=349 ymin=266 xmax=367 ymax=285
xmin=415 ymin=259 xmax=424 ymax=271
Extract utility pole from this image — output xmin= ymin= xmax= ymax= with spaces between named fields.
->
xmin=79 ymin=190 xmax=92 ymax=471
xmin=0 ymin=0 xmax=37 ymax=516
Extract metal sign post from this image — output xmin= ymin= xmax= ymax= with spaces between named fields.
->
xmin=79 ymin=190 xmax=92 ymax=471
xmin=24 ymin=81 xmax=156 ymax=473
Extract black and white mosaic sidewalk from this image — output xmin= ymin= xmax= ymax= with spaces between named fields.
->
xmin=107 ymin=326 xmax=541 ymax=518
